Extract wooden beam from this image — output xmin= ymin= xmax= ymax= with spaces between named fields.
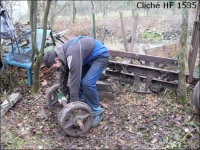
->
xmin=130 ymin=13 xmax=139 ymax=53
xmin=119 ymin=11 xmax=128 ymax=52
xmin=188 ymin=21 xmax=199 ymax=82
xmin=1 ymin=93 xmax=22 ymax=117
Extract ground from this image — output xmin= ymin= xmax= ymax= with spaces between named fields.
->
xmin=1 ymin=10 xmax=200 ymax=149
xmin=1 ymin=69 xmax=199 ymax=149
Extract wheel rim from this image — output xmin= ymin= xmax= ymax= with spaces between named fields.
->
xmin=193 ymin=81 xmax=200 ymax=112
xmin=45 ymin=84 xmax=63 ymax=112
xmin=58 ymin=101 xmax=93 ymax=136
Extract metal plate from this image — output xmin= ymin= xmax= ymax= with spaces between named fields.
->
xmin=45 ymin=84 xmax=63 ymax=113
xmin=96 ymin=81 xmax=114 ymax=93
xmin=58 ymin=101 xmax=93 ymax=136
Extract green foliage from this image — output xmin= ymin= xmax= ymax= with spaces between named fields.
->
xmin=1 ymin=126 xmax=54 ymax=149
xmin=143 ymin=29 xmax=162 ymax=39
xmin=142 ymin=29 xmax=162 ymax=43
xmin=1 ymin=129 xmax=25 ymax=149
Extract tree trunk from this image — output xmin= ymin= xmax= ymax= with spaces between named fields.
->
xmin=27 ymin=1 xmax=31 ymax=9
xmin=72 ymin=0 xmax=76 ymax=24
xmin=32 ymin=53 xmax=42 ymax=93
xmin=46 ymin=1 xmax=68 ymax=30
xmin=177 ymin=1 xmax=188 ymax=105
xmin=27 ymin=1 xmax=31 ymax=18
xmin=31 ymin=0 xmax=51 ymax=94
xmin=48 ymin=1 xmax=56 ymax=29
xmin=146 ymin=8 xmax=149 ymax=17
xmin=10 ymin=7 xmax=13 ymax=21
xmin=30 ymin=1 xmax=38 ymax=64
xmin=103 ymin=2 xmax=106 ymax=17
xmin=131 ymin=1 xmax=136 ymax=17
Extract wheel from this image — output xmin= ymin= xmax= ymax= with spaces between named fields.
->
xmin=193 ymin=81 xmax=200 ymax=112
xmin=45 ymin=84 xmax=63 ymax=112
xmin=58 ymin=101 xmax=93 ymax=136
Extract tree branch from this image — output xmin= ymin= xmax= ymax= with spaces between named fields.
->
xmin=40 ymin=0 xmax=51 ymax=54
xmin=56 ymin=1 xmax=69 ymax=14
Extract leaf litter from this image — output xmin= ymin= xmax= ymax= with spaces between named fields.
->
xmin=1 ymin=69 xmax=199 ymax=149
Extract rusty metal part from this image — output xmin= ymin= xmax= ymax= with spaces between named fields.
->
xmin=96 ymin=81 xmax=114 ymax=93
xmin=193 ymin=81 xmax=200 ymax=112
xmin=107 ymin=50 xmax=179 ymax=93
xmin=46 ymin=84 xmax=93 ymax=136
xmin=45 ymin=84 xmax=63 ymax=113
xmin=105 ymin=70 xmax=178 ymax=90
xmin=106 ymin=50 xmax=179 ymax=93
xmin=61 ymin=100 xmax=68 ymax=107
xmin=58 ymin=101 xmax=93 ymax=137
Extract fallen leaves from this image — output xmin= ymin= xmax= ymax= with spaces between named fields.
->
xmin=1 ymin=71 xmax=200 ymax=149
xmin=100 ymin=102 xmax=108 ymax=108
xmin=151 ymin=138 xmax=158 ymax=144
xmin=41 ymin=80 xmax=48 ymax=86
xmin=37 ymin=106 xmax=48 ymax=120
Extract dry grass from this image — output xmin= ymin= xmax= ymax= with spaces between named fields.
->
xmin=52 ymin=10 xmax=196 ymax=53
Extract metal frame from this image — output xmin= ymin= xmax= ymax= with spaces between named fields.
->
xmin=106 ymin=50 xmax=179 ymax=93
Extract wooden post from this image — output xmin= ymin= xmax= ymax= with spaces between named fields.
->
xmin=130 ymin=13 xmax=139 ymax=53
xmin=91 ymin=0 xmax=96 ymax=39
xmin=92 ymin=12 xmax=96 ymax=39
xmin=119 ymin=11 xmax=128 ymax=52
xmin=195 ymin=1 xmax=199 ymax=20
xmin=188 ymin=23 xmax=199 ymax=82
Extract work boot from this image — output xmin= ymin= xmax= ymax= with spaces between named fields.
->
xmin=92 ymin=112 xmax=104 ymax=127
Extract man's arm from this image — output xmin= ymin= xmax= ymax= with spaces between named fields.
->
xmin=67 ymin=54 xmax=82 ymax=102
xmin=59 ymin=66 xmax=70 ymax=96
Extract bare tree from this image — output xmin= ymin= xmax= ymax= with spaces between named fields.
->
xmin=47 ymin=1 xmax=69 ymax=29
xmin=91 ymin=0 xmax=96 ymax=39
xmin=79 ymin=1 xmax=89 ymax=19
xmin=131 ymin=1 xmax=137 ymax=17
xmin=126 ymin=0 xmax=137 ymax=17
xmin=1 ymin=0 xmax=20 ymax=21
xmin=96 ymin=1 xmax=112 ymax=17
xmin=177 ymin=0 xmax=188 ymax=104
xmin=72 ymin=0 xmax=76 ymax=24
xmin=37 ymin=1 xmax=45 ymax=26
xmin=30 ymin=0 xmax=51 ymax=93
xmin=26 ymin=1 xmax=31 ymax=18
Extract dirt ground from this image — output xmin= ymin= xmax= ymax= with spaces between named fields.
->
xmin=1 ymin=10 xmax=200 ymax=149
xmin=1 ymin=69 xmax=199 ymax=149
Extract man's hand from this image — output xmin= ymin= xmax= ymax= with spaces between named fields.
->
xmin=57 ymin=92 xmax=67 ymax=104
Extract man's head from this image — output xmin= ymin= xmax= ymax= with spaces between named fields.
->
xmin=43 ymin=50 xmax=64 ymax=68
